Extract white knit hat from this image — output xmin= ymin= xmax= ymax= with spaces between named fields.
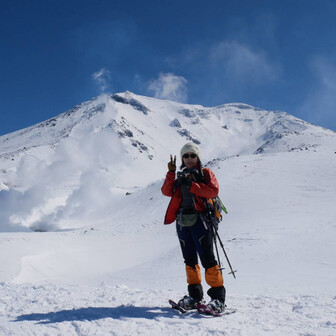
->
xmin=180 ymin=142 xmax=201 ymax=161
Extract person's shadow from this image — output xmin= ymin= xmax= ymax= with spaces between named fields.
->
xmin=13 ymin=305 xmax=197 ymax=324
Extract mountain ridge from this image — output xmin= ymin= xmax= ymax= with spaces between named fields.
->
xmin=1 ymin=91 xmax=335 ymax=160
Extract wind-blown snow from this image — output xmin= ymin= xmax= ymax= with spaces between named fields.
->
xmin=0 ymin=92 xmax=335 ymax=335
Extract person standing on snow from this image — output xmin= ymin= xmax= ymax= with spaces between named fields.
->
xmin=161 ymin=142 xmax=226 ymax=313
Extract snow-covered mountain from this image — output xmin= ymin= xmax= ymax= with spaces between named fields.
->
xmin=1 ymin=91 xmax=334 ymax=162
xmin=0 ymin=92 xmax=335 ymax=335
xmin=1 ymin=91 xmax=334 ymax=189
xmin=1 ymin=91 xmax=334 ymax=232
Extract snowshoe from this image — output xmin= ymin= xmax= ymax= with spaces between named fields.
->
xmin=197 ymin=299 xmax=229 ymax=316
xmin=169 ymin=299 xmax=187 ymax=314
xmin=177 ymin=295 xmax=199 ymax=310
xmin=207 ymin=299 xmax=226 ymax=314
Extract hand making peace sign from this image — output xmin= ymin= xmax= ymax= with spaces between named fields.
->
xmin=168 ymin=154 xmax=176 ymax=172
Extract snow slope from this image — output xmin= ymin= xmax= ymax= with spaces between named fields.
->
xmin=0 ymin=92 xmax=335 ymax=335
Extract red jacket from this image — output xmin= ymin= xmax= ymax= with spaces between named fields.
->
xmin=161 ymin=168 xmax=219 ymax=224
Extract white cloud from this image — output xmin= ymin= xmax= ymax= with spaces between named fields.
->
xmin=0 ymin=98 xmax=126 ymax=232
xmin=147 ymin=73 xmax=188 ymax=103
xmin=3 ymin=129 xmax=123 ymax=232
xmin=209 ymin=40 xmax=280 ymax=83
xmin=92 ymin=68 xmax=111 ymax=92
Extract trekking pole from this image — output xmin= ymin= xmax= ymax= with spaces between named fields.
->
xmin=214 ymin=227 xmax=237 ymax=279
xmin=207 ymin=204 xmax=237 ymax=279
xmin=211 ymin=223 xmax=223 ymax=272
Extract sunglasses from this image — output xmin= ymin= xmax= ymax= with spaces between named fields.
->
xmin=183 ymin=153 xmax=197 ymax=159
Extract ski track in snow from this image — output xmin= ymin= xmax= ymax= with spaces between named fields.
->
xmin=0 ymin=283 xmax=335 ymax=336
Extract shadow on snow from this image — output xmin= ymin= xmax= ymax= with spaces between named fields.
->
xmin=13 ymin=305 xmax=196 ymax=324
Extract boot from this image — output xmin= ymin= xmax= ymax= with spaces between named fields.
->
xmin=207 ymin=299 xmax=226 ymax=314
xmin=207 ymin=286 xmax=226 ymax=303
xmin=177 ymin=295 xmax=198 ymax=310
xmin=188 ymin=284 xmax=203 ymax=302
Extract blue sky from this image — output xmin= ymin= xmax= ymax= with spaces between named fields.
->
xmin=1 ymin=0 xmax=336 ymax=135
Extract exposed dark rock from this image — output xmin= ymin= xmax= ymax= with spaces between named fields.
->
xmin=112 ymin=94 xmax=149 ymax=115
xmin=177 ymin=129 xmax=201 ymax=144
xmin=169 ymin=118 xmax=181 ymax=128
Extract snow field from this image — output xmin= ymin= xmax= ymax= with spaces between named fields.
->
xmin=0 ymin=283 xmax=335 ymax=336
xmin=0 ymin=148 xmax=335 ymax=335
